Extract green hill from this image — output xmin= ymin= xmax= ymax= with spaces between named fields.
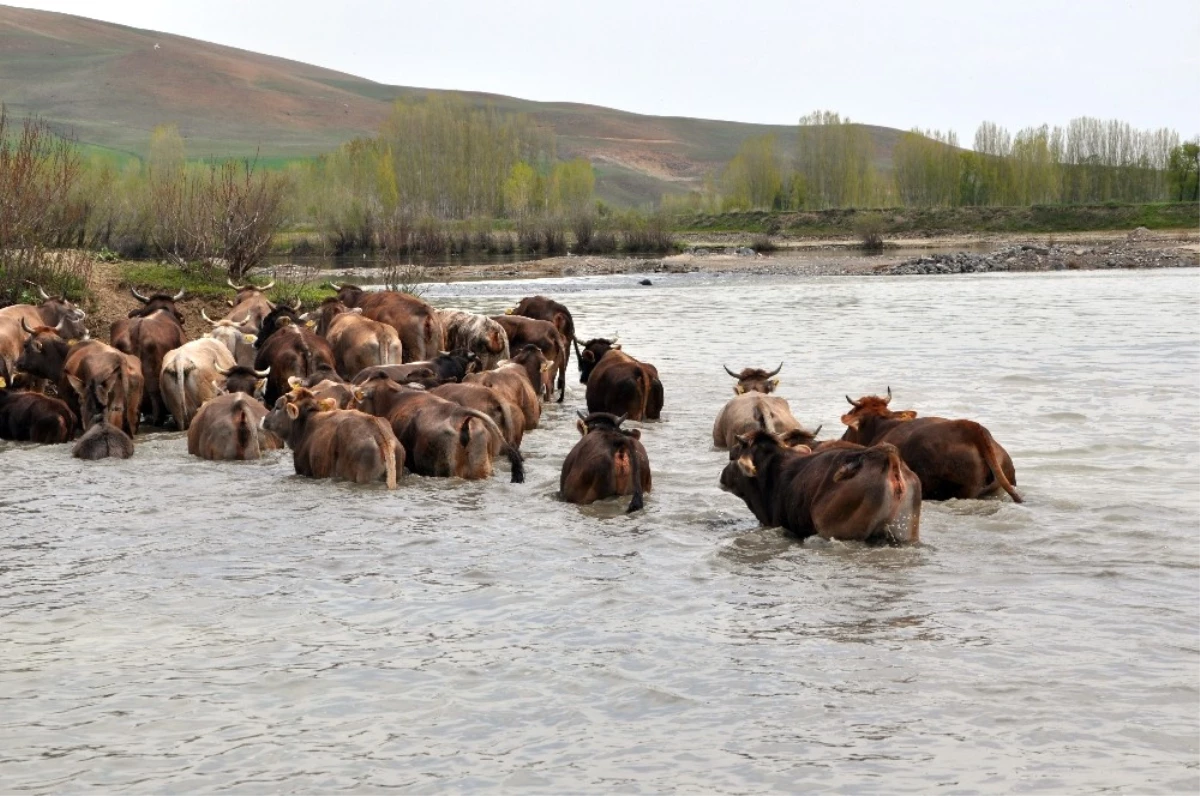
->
xmin=0 ymin=4 xmax=906 ymax=205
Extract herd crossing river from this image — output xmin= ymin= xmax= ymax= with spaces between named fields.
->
xmin=2 ymin=267 xmax=1198 ymax=793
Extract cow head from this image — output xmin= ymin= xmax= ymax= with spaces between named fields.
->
xmin=24 ymin=281 xmax=88 ymax=339
xmin=511 ymin=344 xmax=554 ymax=399
xmin=217 ymin=364 xmax=270 ymax=398
xmin=256 ymin=303 xmax=303 ymax=348
xmin=202 ymin=310 xmax=258 ymax=365
xmin=129 ymin=287 xmax=186 ymax=324
xmin=725 ymin=363 xmax=782 ymax=395
xmin=574 ymin=337 xmax=619 ymax=384
xmin=332 ymin=283 xmax=365 ymax=308
xmin=228 ymin=277 xmax=275 ymax=305
xmin=575 ymin=409 xmax=641 ymax=440
xmin=15 ymin=318 xmax=72 ymax=380
xmin=66 ymin=366 xmax=128 ymax=432
xmin=840 ymin=388 xmax=917 ymax=443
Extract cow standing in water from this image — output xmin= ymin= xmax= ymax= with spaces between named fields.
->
xmin=712 ymin=364 xmax=815 ymax=449
xmin=334 ymin=284 xmax=442 ymax=364
xmin=721 ymin=430 xmax=922 ymax=545
xmin=574 ymin=338 xmax=663 ymax=421
xmin=112 ymin=288 xmax=187 ymax=427
xmin=73 ymin=418 xmax=135 ymax=460
xmin=561 ymin=412 xmax=651 ymax=513
xmin=507 ymin=296 xmax=575 ymax=400
xmin=841 ymin=389 xmax=1023 ymax=503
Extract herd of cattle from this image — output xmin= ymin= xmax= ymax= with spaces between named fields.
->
xmin=0 ymin=279 xmax=1022 ymax=545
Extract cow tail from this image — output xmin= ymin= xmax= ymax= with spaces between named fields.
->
xmin=381 ymin=420 xmax=398 ymax=490
xmin=626 ymin=442 xmax=644 ymax=513
xmin=233 ymin=396 xmax=256 ymax=459
xmin=975 ymin=424 xmax=1023 ymax=503
xmin=638 ymin=366 xmax=652 ymax=421
xmin=175 ymin=362 xmax=189 ymax=430
xmin=556 ymin=336 xmax=567 ymax=403
xmin=424 ymin=315 xmax=437 ymax=362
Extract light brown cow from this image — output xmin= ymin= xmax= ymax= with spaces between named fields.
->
xmin=279 ymin=388 xmax=400 ymax=489
xmin=0 ymin=282 xmax=88 ymax=377
xmin=431 ymin=382 xmax=525 ymax=447
xmin=462 ymin=346 xmax=549 ymax=431
xmin=319 ymin=303 xmax=404 ymax=379
xmin=493 ymin=314 xmax=566 ymax=401
xmin=188 ymin=392 xmax=285 ymax=461
xmin=201 ymin=309 xmax=259 ymax=367
xmin=224 ymin=279 xmax=276 ymax=330
xmin=335 ymin=285 xmax=442 ymax=363
xmin=160 ymin=338 xmax=237 ymax=430
xmin=713 ymin=391 xmax=815 ymax=449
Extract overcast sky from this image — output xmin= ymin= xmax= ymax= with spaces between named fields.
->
xmin=10 ymin=0 xmax=1199 ymax=142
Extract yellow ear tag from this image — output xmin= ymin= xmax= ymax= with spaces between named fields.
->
xmin=0 ymin=376 xmax=7 ymax=388
xmin=242 ymin=334 xmax=256 ymax=343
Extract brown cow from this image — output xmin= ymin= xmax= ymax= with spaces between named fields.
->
xmin=188 ymin=392 xmax=284 ymax=461
xmin=17 ymin=324 xmax=143 ymax=435
xmin=335 ymin=284 xmax=442 ymax=363
xmin=354 ymin=376 xmax=524 ymax=483
xmin=463 ymin=346 xmax=549 ymax=431
xmin=201 ymin=309 xmax=259 ymax=367
xmin=575 ymin=338 xmax=663 ymax=421
xmin=263 ymin=378 xmax=356 ymax=442
xmin=72 ymin=418 xmax=135 ymax=460
xmin=492 ymin=315 xmax=566 ymax=401
xmin=159 ymin=338 xmax=237 ymax=430
xmin=113 ymin=289 xmax=187 ymax=426
xmin=431 ymin=382 xmax=525 ymax=447
xmin=0 ymin=375 xmax=75 ymax=443
xmin=560 ymin=411 xmax=651 ymax=513
xmin=278 ymin=388 xmax=400 ymax=489
xmin=509 ymin=295 xmax=575 ymax=398
xmin=840 ymin=390 xmax=1023 ymax=503
xmin=437 ymin=309 xmax=509 ymax=370
xmin=720 ymin=430 xmax=922 ymax=544
xmin=0 ymin=281 xmax=88 ymax=377
xmin=224 ymin=278 xmax=276 ymax=330
xmin=254 ymin=311 xmax=337 ymax=407
xmin=307 ymin=300 xmax=403 ymax=379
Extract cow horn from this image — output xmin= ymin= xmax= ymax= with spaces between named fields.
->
xmin=215 ymin=365 xmax=233 ymax=377
xmin=24 ymin=280 xmax=50 ymax=300
xmin=846 ymin=395 xmax=859 ymax=407
xmin=261 ymin=279 xmax=275 ymax=290
xmin=54 ymin=318 xmax=65 ymax=333
xmin=227 ymin=278 xmax=245 ymax=290
xmin=255 ymin=367 xmax=271 ymax=378
xmin=765 ymin=362 xmax=783 ymax=378
xmin=201 ymin=308 xmax=216 ymax=324
xmin=172 ymin=287 xmax=186 ymax=301
xmin=812 ymin=424 xmax=823 ymax=437
xmin=20 ymin=317 xmax=37 ymax=335
xmin=615 ymin=413 xmax=628 ymax=426
xmin=130 ymin=287 xmax=149 ymax=303
xmin=885 ymin=386 xmax=892 ymax=404
xmin=291 ymin=299 xmax=302 ymax=311
xmin=576 ymin=409 xmax=589 ymax=420
xmin=723 ymin=365 xmax=739 ymax=379
xmin=71 ymin=308 xmax=86 ymax=321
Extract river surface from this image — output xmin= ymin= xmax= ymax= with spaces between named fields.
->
xmin=2 ymin=268 xmax=1198 ymax=793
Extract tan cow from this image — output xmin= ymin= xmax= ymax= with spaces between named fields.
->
xmin=160 ymin=338 xmax=237 ymax=430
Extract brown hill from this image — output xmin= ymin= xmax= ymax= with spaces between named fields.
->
xmin=0 ymin=5 xmax=905 ymax=205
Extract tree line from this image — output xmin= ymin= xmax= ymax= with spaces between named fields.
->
xmin=673 ymin=112 xmax=1199 ymax=213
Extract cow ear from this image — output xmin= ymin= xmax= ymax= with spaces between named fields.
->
xmin=736 ymin=455 xmax=757 ymax=477
xmin=840 ymin=413 xmax=859 ymax=429
xmin=318 ymin=398 xmax=336 ymax=412
xmin=894 ymin=410 xmax=917 ymax=421
xmin=611 ymin=343 xmax=622 ymax=350
xmin=541 ymin=361 xmax=553 ymax=372
xmin=582 ymin=350 xmax=594 ymax=362
xmin=735 ymin=384 xmax=745 ymax=395
xmin=285 ymin=401 xmax=300 ymax=419
xmin=768 ymin=378 xmax=780 ymax=392
xmin=735 ymin=432 xmax=754 ymax=447
xmin=793 ymin=444 xmax=812 ymax=455
xmin=353 ymin=388 xmax=366 ymax=403
xmin=627 ymin=428 xmax=641 ymax=440
xmin=834 ymin=456 xmax=864 ymax=482
xmin=576 ymin=418 xmax=587 ymax=436
xmin=255 ymin=379 xmax=267 ymax=395
xmin=287 ymin=376 xmax=302 ymax=389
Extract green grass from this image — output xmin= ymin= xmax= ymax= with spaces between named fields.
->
xmin=119 ymin=262 xmax=334 ymax=305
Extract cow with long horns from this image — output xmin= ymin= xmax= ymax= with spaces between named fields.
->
xmin=224 ymin=278 xmax=276 ymax=330
xmin=159 ymin=338 xmax=246 ymax=430
xmin=712 ymin=363 xmax=815 ymax=448
xmin=840 ymin=389 xmax=1023 ymax=503
xmin=560 ymin=411 xmax=651 ymax=513
xmin=0 ymin=281 xmax=88 ymax=378
xmin=200 ymin=309 xmax=258 ymax=367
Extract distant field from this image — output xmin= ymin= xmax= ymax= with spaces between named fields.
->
xmin=0 ymin=5 xmax=903 ymax=206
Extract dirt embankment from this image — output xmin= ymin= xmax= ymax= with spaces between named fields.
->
xmin=84 ymin=261 xmax=235 ymax=340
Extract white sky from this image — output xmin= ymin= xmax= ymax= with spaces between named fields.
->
xmin=9 ymin=0 xmax=1199 ymax=142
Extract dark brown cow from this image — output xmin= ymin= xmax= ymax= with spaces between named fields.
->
xmin=355 ymin=376 xmax=524 ymax=483
xmin=334 ymin=284 xmax=442 ymax=363
xmin=254 ymin=310 xmax=337 ymax=408
xmin=560 ymin=411 xmax=651 ymax=513
xmin=217 ymin=364 xmax=270 ymax=398
xmin=351 ymin=351 xmax=479 ymax=386
xmin=840 ymin=390 xmax=1023 ymax=503
xmin=17 ymin=325 xmax=143 ymax=435
xmin=463 ymin=346 xmax=548 ymax=431
xmin=188 ymin=392 xmax=284 ymax=461
xmin=575 ymin=338 xmax=663 ymax=421
xmin=113 ymin=289 xmax=187 ymax=426
xmin=724 ymin=363 xmax=782 ymax=395
xmin=72 ymin=419 xmax=135 ymax=460
xmin=0 ymin=281 xmax=88 ymax=376
xmin=437 ymin=309 xmax=509 ymax=370
xmin=720 ymin=430 xmax=922 ymax=544
xmin=431 ymin=382 xmax=525 ymax=447
xmin=224 ymin=278 xmax=276 ymax=330
xmin=509 ymin=296 xmax=575 ymax=398
xmin=492 ymin=315 xmax=567 ymax=401
xmin=0 ymin=375 xmax=75 ymax=443
xmin=278 ymin=388 xmax=400 ymax=488
xmin=351 ymin=363 xmax=440 ymax=389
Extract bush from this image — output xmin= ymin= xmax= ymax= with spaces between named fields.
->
xmin=854 ymin=214 xmax=886 ymax=251
xmin=750 ymin=233 xmax=778 ymax=252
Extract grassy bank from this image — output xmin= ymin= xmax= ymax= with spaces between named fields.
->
xmin=119 ymin=262 xmax=334 ymax=307
xmin=674 ymin=202 xmax=1199 ymax=237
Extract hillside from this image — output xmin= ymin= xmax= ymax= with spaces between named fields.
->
xmin=0 ymin=5 xmax=905 ymax=205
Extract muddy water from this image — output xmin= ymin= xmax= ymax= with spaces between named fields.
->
xmin=2 ymin=268 xmax=1197 ymax=793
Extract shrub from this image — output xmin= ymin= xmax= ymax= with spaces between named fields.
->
xmin=854 ymin=214 xmax=886 ymax=251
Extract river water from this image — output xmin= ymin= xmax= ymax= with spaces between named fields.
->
xmin=2 ymin=268 xmax=1198 ymax=793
